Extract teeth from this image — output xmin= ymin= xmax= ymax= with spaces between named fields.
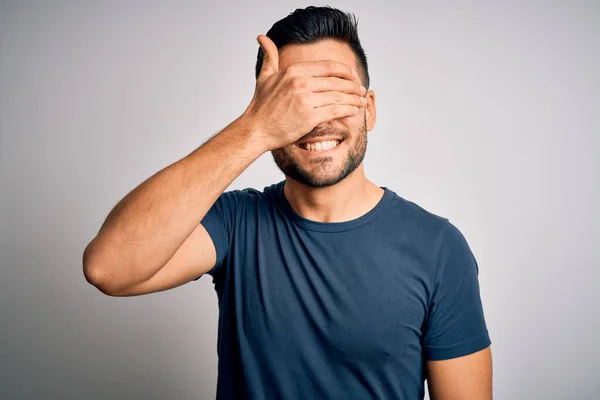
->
xmin=300 ymin=140 xmax=340 ymax=152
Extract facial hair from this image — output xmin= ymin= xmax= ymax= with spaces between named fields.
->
xmin=271 ymin=115 xmax=368 ymax=188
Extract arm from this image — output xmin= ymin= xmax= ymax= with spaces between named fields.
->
xmin=82 ymin=34 xmax=366 ymax=296
xmin=427 ymin=346 xmax=493 ymax=400
xmin=82 ymin=116 xmax=265 ymax=296
xmin=422 ymin=221 xmax=493 ymax=398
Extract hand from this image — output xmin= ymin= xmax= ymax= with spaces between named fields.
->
xmin=242 ymin=34 xmax=367 ymax=152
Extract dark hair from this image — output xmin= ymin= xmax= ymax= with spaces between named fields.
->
xmin=255 ymin=6 xmax=370 ymax=89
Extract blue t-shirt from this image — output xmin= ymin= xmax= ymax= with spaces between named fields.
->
xmin=199 ymin=180 xmax=491 ymax=399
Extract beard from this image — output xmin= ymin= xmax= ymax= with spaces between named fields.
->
xmin=271 ymin=115 xmax=368 ymax=188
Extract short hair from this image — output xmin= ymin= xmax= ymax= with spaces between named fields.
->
xmin=255 ymin=6 xmax=370 ymax=89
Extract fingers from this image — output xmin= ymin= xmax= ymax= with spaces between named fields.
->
xmin=288 ymin=60 xmax=358 ymax=82
xmin=305 ymin=76 xmax=366 ymax=96
xmin=309 ymin=91 xmax=367 ymax=109
xmin=311 ymin=104 xmax=361 ymax=126
xmin=257 ymin=34 xmax=279 ymax=78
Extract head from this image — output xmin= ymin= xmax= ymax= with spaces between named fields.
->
xmin=255 ymin=6 xmax=376 ymax=188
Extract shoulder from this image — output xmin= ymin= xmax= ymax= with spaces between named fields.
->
xmin=216 ymin=181 xmax=282 ymax=213
xmin=380 ymin=188 xmax=478 ymax=269
xmin=383 ymin=187 xmax=450 ymax=241
xmin=230 ymin=181 xmax=280 ymax=203
xmin=386 ymin=193 xmax=470 ymax=255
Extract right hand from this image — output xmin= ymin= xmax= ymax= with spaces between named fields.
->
xmin=242 ymin=34 xmax=367 ymax=152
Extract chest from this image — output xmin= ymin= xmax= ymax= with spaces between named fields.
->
xmin=227 ymin=224 xmax=432 ymax=366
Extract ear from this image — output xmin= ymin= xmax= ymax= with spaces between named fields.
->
xmin=365 ymin=89 xmax=376 ymax=132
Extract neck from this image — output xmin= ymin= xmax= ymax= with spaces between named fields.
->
xmin=283 ymin=165 xmax=384 ymax=223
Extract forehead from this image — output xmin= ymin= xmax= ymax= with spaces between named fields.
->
xmin=278 ymin=39 xmax=359 ymax=72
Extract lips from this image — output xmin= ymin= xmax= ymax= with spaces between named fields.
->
xmin=296 ymin=137 xmax=345 ymax=153
xmin=297 ymin=136 xmax=344 ymax=145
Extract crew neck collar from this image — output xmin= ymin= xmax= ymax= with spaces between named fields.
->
xmin=275 ymin=180 xmax=392 ymax=233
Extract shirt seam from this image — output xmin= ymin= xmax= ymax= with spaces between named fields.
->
xmin=423 ymin=331 xmax=490 ymax=350
xmin=427 ymin=220 xmax=450 ymax=309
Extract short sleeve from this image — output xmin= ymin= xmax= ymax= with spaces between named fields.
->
xmin=422 ymin=221 xmax=491 ymax=360
xmin=193 ymin=189 xmax=244 ymax=280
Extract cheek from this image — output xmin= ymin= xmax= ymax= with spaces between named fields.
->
xmin=286 ymin=144 xmax=301 ymax=154
xmin=339 ymin=112 xmax=366 ymax=131
xmin=339 ymin=113 xmax=361 ymax=123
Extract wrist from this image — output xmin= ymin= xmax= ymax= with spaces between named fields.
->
xmin=232 ymin=114 xmax=271 ymax=154
xmin=223 ymin=114 xmax=270 ymax=156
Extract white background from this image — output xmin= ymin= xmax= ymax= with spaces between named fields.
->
xmin=1 ymin=1 xmax=598 ymax=398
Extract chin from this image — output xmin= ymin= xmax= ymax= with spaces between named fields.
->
xmin=293 ymin=173 xmax=347 ymax=189
xmin=272 ymin=131 xmax=367 ymax=189
xmin=279 ymin=158 xmax=357 ymax=189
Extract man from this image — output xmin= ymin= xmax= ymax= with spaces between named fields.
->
xmin=83 ymin=6 xmax=492 ymax=399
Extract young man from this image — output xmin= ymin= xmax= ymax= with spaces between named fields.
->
xmin=83 ymin=6 xmax=492 ymax=399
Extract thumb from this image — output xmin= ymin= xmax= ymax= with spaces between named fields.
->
xmin=257 ymin=34 xmax=279 ymax=78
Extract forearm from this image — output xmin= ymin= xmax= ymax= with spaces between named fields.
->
xmin=83 ymin=116 xmax=264 ymax=290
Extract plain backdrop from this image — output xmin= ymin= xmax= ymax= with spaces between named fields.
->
xmin=1 ymin=1 xmax=598 ymax=399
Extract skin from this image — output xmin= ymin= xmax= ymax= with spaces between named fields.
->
xmin=274 ymin=40 xmax=493 ymax=399
xmin=83 ymin=34 xmax=492 ymax=399
xmin=272 ymin=39 xmax=384 ymax=223
xmin=82 ymin=35 xmax=368 ymax=296
xmin=427 ymin=346 xmax=493 ymax=400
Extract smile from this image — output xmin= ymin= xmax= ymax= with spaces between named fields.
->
xmin=296 ymin=139 xmax=342 ymax=152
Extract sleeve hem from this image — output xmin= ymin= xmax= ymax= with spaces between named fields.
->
xmin=424 ymin=333 xmax=491 ymax=361
xmin=192 ymin=218 xmax=227 ymax=280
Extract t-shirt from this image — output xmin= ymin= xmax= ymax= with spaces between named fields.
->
xmin=198 ymin=180 xmax=491 ymax=399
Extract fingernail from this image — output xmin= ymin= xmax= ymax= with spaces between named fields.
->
xmin=360 ymin=85 xmax=366 ymax=94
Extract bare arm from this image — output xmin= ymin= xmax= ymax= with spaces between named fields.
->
xmin=82 ymin=34 xmax=366 ymax=296
xmin=427 ymin=346 xmax=493 ymax=400
xmin=82 ymin=117 xmax=265 ymax=295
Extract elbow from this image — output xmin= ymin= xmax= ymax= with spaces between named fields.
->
xmin=82 ymin=243 xmax=123 ymax=296
xmin=83 ymin=262 xmax=114 ymax=296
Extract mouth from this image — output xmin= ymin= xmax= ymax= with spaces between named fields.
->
xmin=295 ymin=139 xmax=344 ymax=153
